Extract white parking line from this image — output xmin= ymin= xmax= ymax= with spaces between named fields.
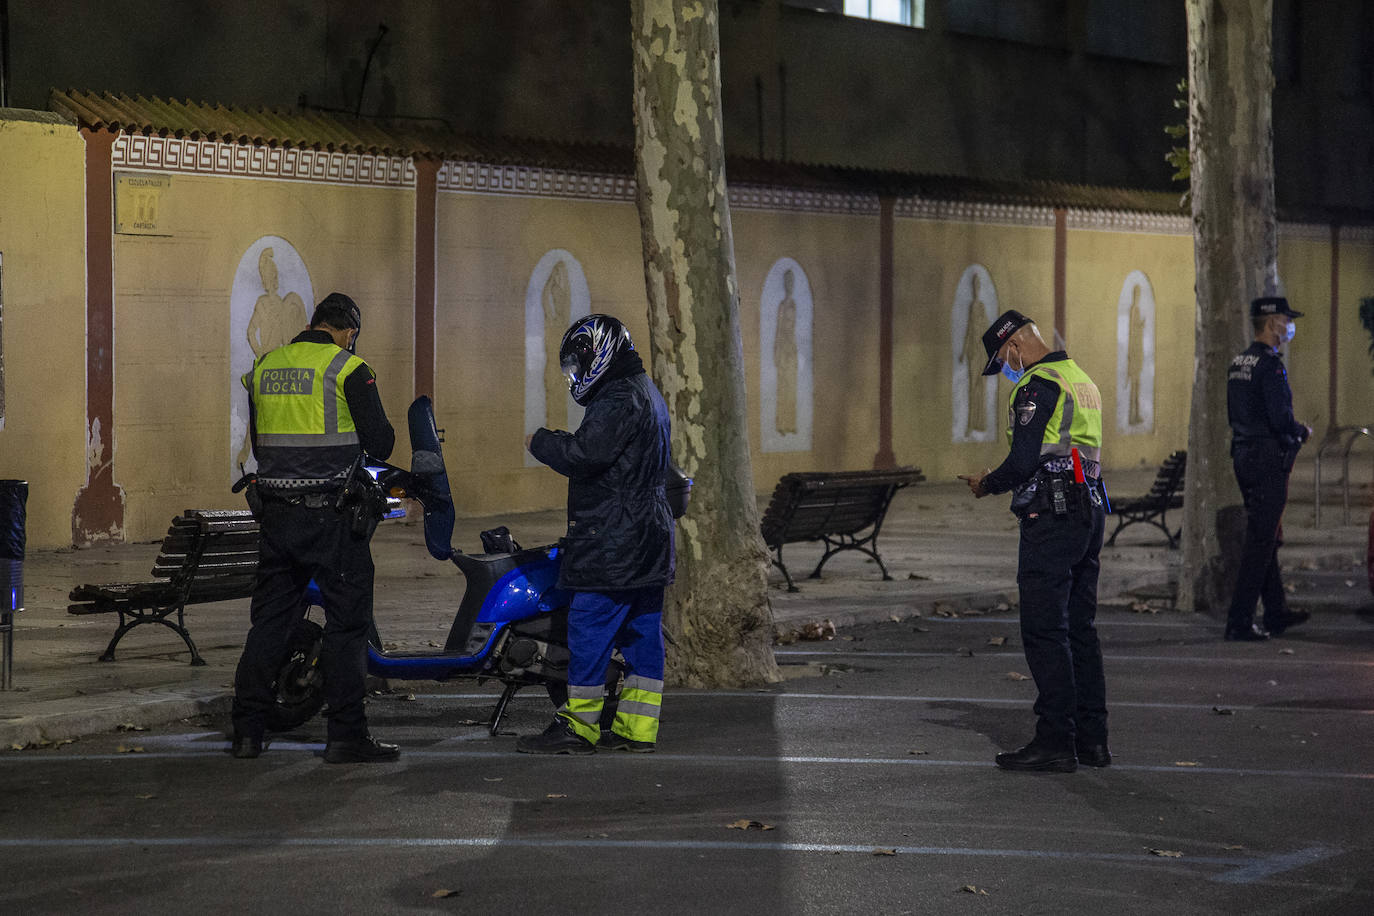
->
xmin=776 ymin=649 xmax=1374 ymax=667
xmin=0 ymin=834 xmax=1339 ymax=885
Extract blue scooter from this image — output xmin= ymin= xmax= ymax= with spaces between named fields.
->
xmin=270 ymin=395 xmax=689 ymax=737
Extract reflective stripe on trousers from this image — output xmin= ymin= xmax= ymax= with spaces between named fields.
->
xmin=558 ymin=683 xmax=604 ymax=744
xmin=613 ymin=674 xmax=663 ymax=743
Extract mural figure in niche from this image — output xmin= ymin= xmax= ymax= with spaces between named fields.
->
xmin=774 ymin=269 xmax=799 ymax=435
xmin=229 ymin=237 xmax=314 ymax=482
xmin=759 ymin=257 xmax=813 ymax=453
xmin=950 ymin=264 xmax=999 ymax=443
xmin=1126 ymin=284 xmax=1146 ymax=427
xmin=1114 ymin=269 xmax=1156 ymax=434
xmin=960 ymin=273 xmax=991 ymax=435
xmin=542 ymin=260 xmax=572 ymax=432
xmin=234 ymin=247 xmax=309 ymax=469
xmin=524 ymin=250 xmax=591 ymax=465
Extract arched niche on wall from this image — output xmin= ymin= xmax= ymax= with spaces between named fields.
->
xmin=950 ymin=264 xmax=1000 ymax=443
xmin=1115 ymin=269 xmax=1156 ymax=434
xmin=759 ymin=257 xmax=814 ymax=454
xmin=523 ymin=249 xmax=591 ymax=465
xmin=229 ymin=236 xmax=314 ymax=482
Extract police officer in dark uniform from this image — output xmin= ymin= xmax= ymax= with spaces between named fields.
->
xmin=960 ymin=311 xmax=1110 ymax=773
xmin=230 ymin=293 xmax=399 ymax=763
xmin=1223 ymin=296 xmax=1312 ymax=641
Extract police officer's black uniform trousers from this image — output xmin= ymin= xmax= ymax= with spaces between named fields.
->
xmin=231 ymin=495 xmax=373 ymax=742
xmin=1016 ymin=492 xmax=1108 ymax=746
xmin=1227 ymin=439 xmax=1292 ymax=631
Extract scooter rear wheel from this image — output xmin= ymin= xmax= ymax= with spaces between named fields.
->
xmin=266 ymin=618 xmax=326 ymax=732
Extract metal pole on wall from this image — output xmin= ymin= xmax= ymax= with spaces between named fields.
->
xmin=0 ymin=479 xmax=26 ymax=691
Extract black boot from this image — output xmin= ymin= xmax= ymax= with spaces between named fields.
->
xmin=516 ymin=718 xmax=595 ymax=756
xmin=995 ymin=739 xmax=1077 ymax=773
xmin=1265 ymin=610 xmax=1310 ymax=636
xmin=600 ymin=731 xmax=655 ymax=753
xmin=323 ymin=734 xmax=401 ymax=764
xmin=1224 ymin=622 xmax=1270 ymax=641
xmin=230 ymin=734 xmax=263 ymax=759
xmin=1075 ymin=740 xmax=1112 ymax=768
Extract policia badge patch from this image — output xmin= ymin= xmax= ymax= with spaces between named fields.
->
xmin=1017 ymin=400 xmax=1037 ymax=426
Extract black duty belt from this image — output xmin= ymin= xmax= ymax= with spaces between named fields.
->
xmin=261 ymin=490 xmax=341 ymax=509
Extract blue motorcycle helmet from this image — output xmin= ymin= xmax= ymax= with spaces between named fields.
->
xmin=559 ymin=314 xmax=633 ymax=405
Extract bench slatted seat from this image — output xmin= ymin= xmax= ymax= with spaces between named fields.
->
xmin=1106 ymin=451 xmax=1187 ymax=548
xmin=761 ymin=467 xmax=924 ymax=591
xmin=68 ymin=509 xmax=260 ymax=665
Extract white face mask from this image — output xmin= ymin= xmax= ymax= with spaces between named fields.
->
xmin=1284 ymin=320 xmax=1296 ymax=342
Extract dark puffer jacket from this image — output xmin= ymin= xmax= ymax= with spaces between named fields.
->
xmin=529 ymin=365 xmax=675 ymax=591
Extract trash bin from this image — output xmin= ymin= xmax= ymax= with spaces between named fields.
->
xmin=0 ymin=479 xmax=27 ymax=690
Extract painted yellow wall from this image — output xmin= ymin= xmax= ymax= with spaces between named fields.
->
xmin=0 ymin=116 xmax=88 ymax=549
xmin=112 ymin=175 xmax=415 ymax=540
xmin=734 ymin=208 xmax=882 ymax=485
xmin=892 ymin=219 xmax=1056 ymax=482
xmin=1064 ymin=228 xmax=1196 ymax=470
xmin=1277 ymin=232 xmax=1334 ymax=434
xmin=1335 ymin=235 xmax=1374 ymax=430
xmin=434 ymin=193 xmax=648 ymax=515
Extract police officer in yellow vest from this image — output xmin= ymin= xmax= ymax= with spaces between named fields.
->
xmin=959 ymin=311 xmax=1110 ymax=773
xmin=230 ymin=293 xmax=399 ymax=764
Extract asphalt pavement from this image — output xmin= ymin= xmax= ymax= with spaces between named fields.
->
xmin=1 ymin=468 xmax=1371 ymax=913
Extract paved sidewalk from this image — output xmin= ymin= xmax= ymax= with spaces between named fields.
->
xmin=3 ymin=468 xmax=1369 ymax=748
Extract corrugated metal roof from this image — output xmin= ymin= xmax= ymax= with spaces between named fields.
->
xmin=48 ymin=89 xmax=1189 ymax=214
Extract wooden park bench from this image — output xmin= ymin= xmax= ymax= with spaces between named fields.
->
xmin=1105 ymin=450 xmax=1187 ymax=549
xmin=68 ymin=510 xmax=260 ymax=665
xmin=761 ymin=467 xmax=924 ymax=591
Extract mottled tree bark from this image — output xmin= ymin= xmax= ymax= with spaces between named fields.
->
xmin=630 ymin=0 xmax=779 ymax=687
xmin=1178 ymin=0 xmax=1279 ymax=611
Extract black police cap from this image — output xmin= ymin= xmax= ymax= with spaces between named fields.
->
xmin=980 ymin=309 xmax=1033 ymax=376
xmin=1250 ymin=296 xmax=1302 ymax=319
xmin=311 ymin=292 xmax=362 ymax=331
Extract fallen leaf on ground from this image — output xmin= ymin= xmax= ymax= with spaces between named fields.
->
xmin=546 ymin=793 xmax=568 ymax=799
xmin=993 ymin=601 xmax=1010 ymax=612
xmin=1278 ymin=648 xmax=1295 ymax=656
xmin=134 ymin=794 xmax=156 ymax=800
xmin=482 ymin=776 xmax=502 ymax=782
xmin=959 ymin=885 xmax=989 ymax=895
xmin=955 ymin=647 xmax=974 ymax=657
xmin=907 ymin=572 xmax=930 ymax=580
xmin=457 ymin=719 xmax=484 ymax=727
xmin=908 ymin=749 xmax=930 ymax=756
xmin=872 ymin=848 xmax=897 ymax=856
xmin=1129 ymin=601 xmax=1158 ymax=614
xmin=115 ymin=723 xmax=148 ymax=732
xmin=1345 ymin=580 xmax=1356 ymax=588
xmin=912 ymin=626 xmax=930 ymax=633
xmin=1173 ymin=761 xmax=1200 ymax=767
xmin=889 ymin=614 xmax=902 ymax=623
xmin=1224 ymin=844 xmax=1245 ymax=850
xmin=401 ymin=694 xmax=417 ymax=701
xmin=986 ymin=636 xmax=1006 ymax=647
xmin=1146 ymin=848 xmax=1184 ymax=858
xmin=727 ymin=819 xmax=775 ymax=831
xmin=1005 ymin=671 xmax=1030 ymax=681
xmin=1212 ymin=706 xmax=1234 ymax=716
xmin=116 ymin=745 xmax=145 ymax=754
xmin=799 ymin=619 xmax=837 ymax=641
xmin=9 ymin=743 xmax=25 ymax=751
xmin=430 ymin=888 xmax=461 ymax=899
xmin=934 ymin=605 xmax=959 ymax=618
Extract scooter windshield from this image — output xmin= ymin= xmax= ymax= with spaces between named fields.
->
xmin=407 ymin=396 xmax=456 ymax=561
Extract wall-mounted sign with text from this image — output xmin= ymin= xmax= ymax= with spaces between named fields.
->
xmin=114 ymin=172 xmax=171 ymax=235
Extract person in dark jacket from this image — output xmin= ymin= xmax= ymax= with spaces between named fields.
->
xmin=518 ymin=314 xmax=675 ymax=755
xmin=1223 ymin=296 xmax=1312 ymax=641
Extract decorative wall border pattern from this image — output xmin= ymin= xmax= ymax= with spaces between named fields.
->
xmin=438 ymin=161 xmax=635 ymax=201
xmin=730 ymin=184 xmax=881 ymax=215
xmin=1278 ymin=222 xmax=1334 ymax=243
xmin=894 ymin=196 xmax=1057 ymax=228
xmin=1066 ymin=208 xmax=1191 ymax=236
xmin=112 ymin=134 xmax=415 ymax=187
